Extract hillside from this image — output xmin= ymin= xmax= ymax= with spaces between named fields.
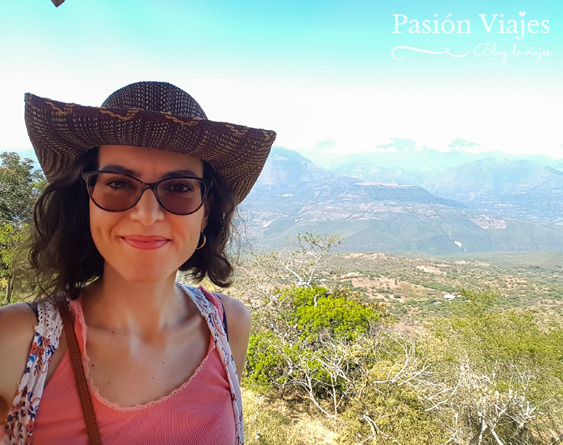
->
xmin=225 ymin=250 xmax=563 ymax=445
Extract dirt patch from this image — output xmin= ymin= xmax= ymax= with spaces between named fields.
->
xmin=242 ymin=388 xmax=340 ymax=444
xmin=350 ymin=276 xmax=398 ymax=289
xmin=416 ymin=265 xmax=445 ymax=274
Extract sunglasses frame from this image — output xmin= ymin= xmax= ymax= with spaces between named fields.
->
xmin=81 ymin=170 xmax=212 ymax=215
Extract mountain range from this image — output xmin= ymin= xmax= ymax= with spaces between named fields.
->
xmin=7 ymin=145 xmax=563 ymax=254
xmin=239 ymin=146 xmax=563 ymax=253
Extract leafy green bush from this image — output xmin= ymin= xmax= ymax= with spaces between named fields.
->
xmin=245 ymin=285 xmax=385 ymax=401
xmin=245 ymin=331 xmax=300 ymax=391
xmin=246 ymin=332 xmax=285 ymax=387
xmin=285 ymin=286 xmax=381 ymax=341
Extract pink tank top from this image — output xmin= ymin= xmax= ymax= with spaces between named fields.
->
xmin=2 ymin=285 xmax=243 ymax=444
xmin=32 ymin=298 xmax=235 ymax=444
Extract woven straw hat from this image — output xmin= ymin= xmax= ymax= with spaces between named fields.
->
xmin=25 ymin=81 xmax=276 ymax=204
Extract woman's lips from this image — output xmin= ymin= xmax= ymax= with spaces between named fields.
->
xmin=121 ymin=236 xmax=169 ymax=250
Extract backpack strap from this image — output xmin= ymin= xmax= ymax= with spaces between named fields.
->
xmin=213 ymin=293 xmax=229 ymax=341
xmin=26 ymin=301 xmax=39 ymax=320
xmin=222 ymin=305 xmax=229 ymax=341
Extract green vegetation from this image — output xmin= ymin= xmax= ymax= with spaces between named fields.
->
xmin=424 ymin=289 xmax=563 ymax=444
xmin=0 ymin=152 xmax=44 ymax=303
xmin=246 ymin=286 xmax=385 ymax=397
xmin=237 ymin=240 xmax=563 ymax=444
xmin=289 ymin=286 xmax=380 ymax=340
xmin=421 ymin=281 xmax=455 ymax=292
xmin=243 ymin=285 xmax=563 ymax=444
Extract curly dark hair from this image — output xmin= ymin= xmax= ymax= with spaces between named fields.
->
xmin=30 ymin=147 xmax=236 ymax=301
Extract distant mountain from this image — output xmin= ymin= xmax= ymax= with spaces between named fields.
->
xmin=306 ymin=146 xmax=562 ymax=185
xmin=240 ymin=148 xmax=563 ymax=253
xmin=422 ymin=159 xmax=563 ymax=224
xmin=322 ymin=162 xmax=428 ymax=187
xmin=256 ymin=146 xmax=333 ymax=188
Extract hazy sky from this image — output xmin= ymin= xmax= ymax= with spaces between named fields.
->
xmin=1 ymin=0 xmax=561 ymax=159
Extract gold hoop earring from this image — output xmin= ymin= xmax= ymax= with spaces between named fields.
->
xmin=196 ymin=233 xmax=206 ymax=250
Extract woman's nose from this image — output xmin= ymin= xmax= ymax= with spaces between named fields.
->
xmin=129 ymin=188 xmax=165 ymax=225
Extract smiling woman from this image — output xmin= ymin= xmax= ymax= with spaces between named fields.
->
xmin=0 ymin=81 xmax=276 ymax=444
xmin=88 ymin=146 xmax=208 ymax=284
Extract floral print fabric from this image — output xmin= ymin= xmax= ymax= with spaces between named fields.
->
xmin=1 ymin=301 xmax=62 ymax=445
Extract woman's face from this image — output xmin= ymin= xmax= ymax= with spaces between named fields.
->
xmin=89 ymin=145 xmax=208 ymax=284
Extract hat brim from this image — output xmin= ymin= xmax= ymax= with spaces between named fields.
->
xmin=25 ymin=93 xmax=276 ymax=204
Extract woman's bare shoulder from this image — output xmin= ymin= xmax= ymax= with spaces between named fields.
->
xmin=0 ymin=302 xmax=37 ymax=347
xmin=215 ymin=294 xmax=251 ymax=380
xmin=0 ymin=303 xmax=37 ymax=415
xmin=217 ymin=294 xmax=251 ymax=332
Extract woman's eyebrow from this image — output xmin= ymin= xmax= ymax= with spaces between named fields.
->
xmin=161 ymin=170 xmax=200 ymax=179
xmin=98 ymin=165 xmax=200 ymax=179
xmin=98 ymin=164 xmax=137 ymax=175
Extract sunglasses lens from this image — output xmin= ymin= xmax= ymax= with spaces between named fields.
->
xmin=88 ymin=173 xmax=140 ymax=212
xmin=157 ymin=178 xmax=206 ymax=215
xmin=86 ymin=173 xmax=207 ymax=215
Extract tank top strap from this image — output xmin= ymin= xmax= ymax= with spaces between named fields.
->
xmin=179 ymin=284 xmax=245 ymax=445
xmin=1 ymin=300 xmax=63 ymax=445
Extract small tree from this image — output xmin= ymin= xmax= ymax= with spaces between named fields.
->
xmin=0 ymin=152 xmax=43 ymax=225
xmin=246 ymin=285 xmax=393 ymax=415
xmin=0 ymin=152 xmax=44 ymax=303
xmin=232 ymin=232 xmax=342 ymax=310
xmin=0 ymin=223 xmax=29 ymax=303
xmin=254 ymin=232 xmax=341 ymax=287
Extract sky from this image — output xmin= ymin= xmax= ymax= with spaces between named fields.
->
xmin=1 ymin=0 xmax=562 ymax=161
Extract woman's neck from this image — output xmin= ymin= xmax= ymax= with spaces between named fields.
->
xmin=81 ymin=268 xmax=190 ymax=341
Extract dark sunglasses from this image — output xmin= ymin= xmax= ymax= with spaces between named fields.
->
xmin=82 ymin=171 xmax=212 ymax=215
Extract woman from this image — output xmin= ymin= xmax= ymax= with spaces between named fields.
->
xmin=0 ymin=81 xmax=276 ymax=444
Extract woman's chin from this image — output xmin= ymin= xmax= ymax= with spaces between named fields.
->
xmin=104 ymin=263 xmax=179 ymax=285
